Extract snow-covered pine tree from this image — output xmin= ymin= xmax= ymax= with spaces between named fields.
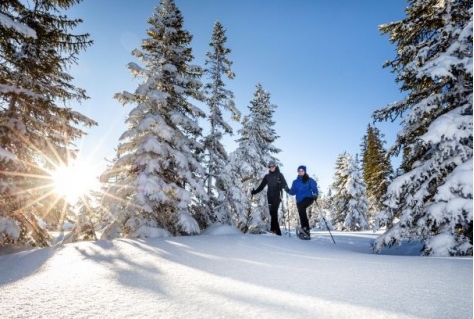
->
xmin=215 ymin=153 xmax=253 ymax=232
xmin=100 ymin=0 xmax=207 ymax=238
xmin=202 ymin=21 xmax=240 ymax=225
xmin=60 ymin=192 xmax=98 ymax=244
xmin=344 ymin=154 xmax=370 ymax=230
xmin=225 ymin=83 xmax=282 ymax=233
xmin=372 ymin=0 xmax=472 ymax=256
xmin=330 ymin=152 xmax=350 ymax=229
xmin=360 ymin=124 xmax=393 ymax=213
xmin=330 ymin=152 xmax=370 ymax=231
xmin=0 ymin=0 xmax=96 ymax=247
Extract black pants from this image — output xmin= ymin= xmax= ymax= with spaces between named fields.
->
xmin=297 ymin=197 xmax=314 ymax=230
xmin=268 ymin=196 xmax=282 ymax=235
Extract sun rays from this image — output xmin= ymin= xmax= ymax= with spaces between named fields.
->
xmin=0 ymin=130 xmax=106 ymax=231
xmin=51 ymin=162 xmax=99 ymax=204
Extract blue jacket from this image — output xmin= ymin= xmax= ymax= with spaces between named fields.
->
xmin=288 ymin=175 xmax=318 ymax=203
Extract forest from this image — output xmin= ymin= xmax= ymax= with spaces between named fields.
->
xmin=0 ymin=0 xmax=472 ymax=257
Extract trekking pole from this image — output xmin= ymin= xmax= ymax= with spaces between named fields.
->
xmin=314 ymin=200 xmax=336 ymax=244
xmin=280 ymin=197 xmax=287 ymax=236
xmin=286 ymin=193 xmax=291 ymax=237
xmin=281 ymin=192 xmax=290 ymax=237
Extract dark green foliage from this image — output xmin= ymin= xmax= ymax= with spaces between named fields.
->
xmin=360 ymin=124 xmax=393 ymax=212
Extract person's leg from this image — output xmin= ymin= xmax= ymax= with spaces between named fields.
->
xmin=269 ymin=197 xmax=282 ymax=235
xmin=297 ymin=198 xmax=312 ymax=234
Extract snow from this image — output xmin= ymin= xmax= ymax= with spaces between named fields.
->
xmin=0 ymin=147 xmax=15 ymax=162
xmin=0 ymin=12 xmax=37 ymax=38
xmin=0 ymin=224 xmax=471 ymax=319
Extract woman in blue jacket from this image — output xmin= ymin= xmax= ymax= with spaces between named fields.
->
xmin=287 ymin=165 xmax=318 ymax=239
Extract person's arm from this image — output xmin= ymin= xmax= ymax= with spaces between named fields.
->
xmin=252 ymin=176 xmax=267 ymax=195
xmin=280 ymin=173 xmax=290 ymax=192
xmin=311 ymin=178 xmax=318 ymax=199
xmin=287 ymin=180 xmax=296 ymax=195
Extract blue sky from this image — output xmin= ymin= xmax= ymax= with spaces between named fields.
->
xmin=68 ymin=0 xmax=407 ymax=192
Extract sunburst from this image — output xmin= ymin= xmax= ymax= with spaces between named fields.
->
xmin=0 ymin=131 xmax=105 ymax=233
xmin=51 ymin=161 xmax=99 ymax=204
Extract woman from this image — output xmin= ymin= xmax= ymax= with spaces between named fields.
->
xmin=287 ymin=165 xmax=318 ymax=239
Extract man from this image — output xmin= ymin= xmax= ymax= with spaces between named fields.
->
xmin=251 ymin=160 xmax=289 ymax=235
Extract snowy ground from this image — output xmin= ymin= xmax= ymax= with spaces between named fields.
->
xmin=0 ymin=225 xmax=472 ymax=319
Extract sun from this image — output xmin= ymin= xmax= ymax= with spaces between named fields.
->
xmin=51 ymin=161 xmax=99 ymax=203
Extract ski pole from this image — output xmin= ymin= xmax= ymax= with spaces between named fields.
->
xmin=281 ymin=192 xmax=290 ymax=237
xmin=280 ymin=197 xmax=287 ymax=235
xmin=314 ymin=201 xmax=336 ymax=244
xmin=287 ymin=193 xmax=291 ymax=237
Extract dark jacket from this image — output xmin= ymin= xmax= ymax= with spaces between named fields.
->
xmin=253 ymin=166 xmax=289 ymax=200
xmin=288 ymin=174 xmax=318 ymax=203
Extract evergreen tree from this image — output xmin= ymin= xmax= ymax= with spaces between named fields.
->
xmin=60 ymin=192 xmax=98 ymax=244
xmin=202 ymin=21 xmax=240 ymax=225
xmin=330 ymin=152 xmax=370 ymax=231
xmin=100 ymin=0 xmax=207 ymax=238
xmin=330 ymin=152 xmax=350 ymax=228
xmin=372 ymin=0 xmax=472 ymax=256
xmin=360 ymin=124 xmax=393 ymax=213
xmin=214 ymin=152 xmax=252 ymax=232
xmin=344 ymin=154 xmax=370 ymax=230
xmin=224 ymin=83 xmax=282 ymax=233
xmin=0 ymin=0 xmax=96 ymax=247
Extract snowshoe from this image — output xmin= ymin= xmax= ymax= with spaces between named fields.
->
xmin=296 ymin=226 xmax=311 ymax=240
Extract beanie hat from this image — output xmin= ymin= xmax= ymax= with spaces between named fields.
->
xmin=297 ymin=165 xmax=306 ymax=172
xmin=268 ymin=160 xmax=276 ymax=167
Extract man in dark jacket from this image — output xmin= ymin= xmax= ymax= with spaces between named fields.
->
xmin=251 ymin=160 xmax=289 ymax=235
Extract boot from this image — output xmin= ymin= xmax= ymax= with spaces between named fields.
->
xmin=302 ymin=227 xmax=311 ymax=239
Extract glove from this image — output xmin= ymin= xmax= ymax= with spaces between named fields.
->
xmin=312 ymin=194 xmax=318 ymax=201
xmin=251 ymin=189 xmax=257 ymax=195
xmin=284 ymin=186 xmax=290 ymax=193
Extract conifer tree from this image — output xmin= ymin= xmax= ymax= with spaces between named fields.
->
xmin=0 ymin=0 xmax=96 ymax=247
xmin=100 ymin=0 xmax=207 ymax=238
xmin=360 ymin=124 xmax=393 ymax=213
xmin=330 ymin=153 xmax=349 ymax=228
xmin=330 ymin=152 xmax=370 ymax=231
xmin=372 ymin=0 xmax=472 ymax=256
xmin=202 ymin=21 xmax=240 ymax=224
xmin=224 ymin=83 xmax=282 ymax=233
xmin=60 ymin=193 xmax=98 ymax=244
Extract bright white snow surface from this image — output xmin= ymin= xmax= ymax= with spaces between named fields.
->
xmin=0 ymin=224 xmax=472 ymax=319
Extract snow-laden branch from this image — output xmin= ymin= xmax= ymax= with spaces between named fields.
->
xmin=0 ymin=12 xmax=36 ymax=38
